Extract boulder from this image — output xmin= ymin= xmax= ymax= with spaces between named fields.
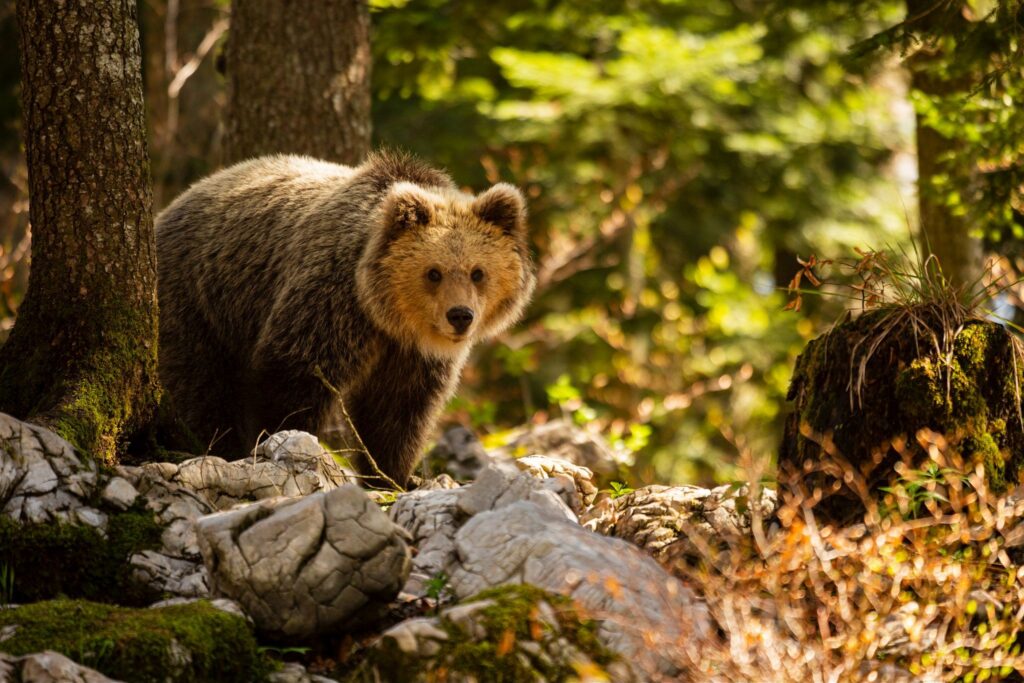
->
xmin=0 ymin=651 xmax=122 ymax=683
xmin=448 ymin=501 xmax=712 ymax=679
xmin=424 ymin=426 xmax=494 ymax=480
xmin=268 ymin=662 xmax=340 ymax=683
xmin=118 ymin=464 xmax=215 ymax=599
xmin=389 ymin=465 xmax=575 ymax=596
xmin=0 ymin=485 xmax=166 ymax=604
xmin=0 ymin=412 xmax=102 ymax=526
xmin=781 ymin=315 xmax=1024 ymax=516
xmin=582 ymin=483 xmax=778 ymax=567
xmin=196 ymin=484 xmax=410 ymax=639
xmin=390 ymin=464 xmax=712 ymax=678
xmin=116 ymin=430 xmax=353 ymax=600
xmin=0 ymin=413 xmax=209 ymax=603
xmin=514 ymin=454 xmax=598 ymax=510
xmin=135 ymin=431 xmax=351 ymax=511
xmin=358 ymin=585 xmax=627 ymax=683
xmin=388 ymin=485 xmax=463 ymax=596
xmin=493 ymin=420 xmax=632 ymax=482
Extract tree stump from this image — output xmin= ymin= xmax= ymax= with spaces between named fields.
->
xmin=780 ymin=310 xmax=1024 ymax=516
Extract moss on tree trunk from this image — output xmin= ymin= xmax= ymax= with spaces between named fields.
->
xmin=0 ymin=0 xmax=161 ymax=461
xmin=781 ymin=311 xmax=1024 ymax=510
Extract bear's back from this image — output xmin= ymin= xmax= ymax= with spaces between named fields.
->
xmin=156 ymin=156 xmax=365 ymax=353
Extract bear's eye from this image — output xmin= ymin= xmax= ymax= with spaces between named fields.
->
xmin=427 ymin=268 xmax=443 ymax=283
xmin=471 ymin=268 xmax=485 ymax=283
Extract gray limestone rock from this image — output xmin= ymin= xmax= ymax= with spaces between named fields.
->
xmin=513 ymin=454 xmax=598 ymax=511
xmin=100 ymin=477 xmax=139 ymax=511
xmin=115 ymin=430 xmax=353 ymax=601
xmin=389 ymin=465 xmax=575 ymax=595
xmin=196 ymin=484 xmax=411 ymax=639
xmin=581 ymin=483 xmax=778 ymax=566
xmin=0 ymin=413 xmax=103 ymax=526
xmin=448 ymin=501 xmax=713 ymax=679
xmin=366 ymin=590 xmax=634 ymax=682
xmin=118 ymin=464 xmax=215 ymax=599
xmin=424 ymin=426 xmax=494 ymax=481
xmin=492 ymin=420 xmax=632 ymax=482
xmin=139 ymin=435 xmax=350 ymax=512
xmin=0 ymin=651 xmax=122 ymax=683
xmin=267 ymin=662 xmax=340 ymax=683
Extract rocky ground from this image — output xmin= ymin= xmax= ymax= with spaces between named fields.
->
xmin=0 ymin=414 xmax=952 ymax=682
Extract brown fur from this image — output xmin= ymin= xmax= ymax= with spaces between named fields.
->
xmin=156 ymin=151 xmax=535 ymax=485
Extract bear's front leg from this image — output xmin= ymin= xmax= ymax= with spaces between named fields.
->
xmin=343 ymin=344 xmax=456 ymax=487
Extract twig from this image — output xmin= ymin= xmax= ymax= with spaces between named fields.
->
xmin=313 ymin=366 xmax=405 ymax=492
xmin=168 ymin=18 xmax=229 ymax=98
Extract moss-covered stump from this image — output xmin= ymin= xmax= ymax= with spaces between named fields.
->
xmin=0 ymin=508 xmax=163 ymax=605
xmin=0 ymin=599 xmax=265 ymax=683
xmin=348 ymin=585 xmax=619 ymax=682
xmin=781 ymin=312 xmax=1024 ymax=514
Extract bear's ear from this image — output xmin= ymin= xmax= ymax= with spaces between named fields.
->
xmin=382 ymin=182 xmax=435 ymax=238
xmin=473 ymin=183 xmax=526 ymax=237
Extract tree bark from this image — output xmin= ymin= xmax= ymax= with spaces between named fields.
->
xmin=0 ymin=0 xmax=160 ymax=460
xmin=224 ymin=0 xmax=371 ymax=165
xmin=906 ymin=0 xmax=982 ymax=288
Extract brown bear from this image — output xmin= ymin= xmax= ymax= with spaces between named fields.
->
xmin=155 ymin=151 xmax=535 ymax=486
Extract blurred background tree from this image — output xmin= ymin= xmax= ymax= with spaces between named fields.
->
xmin=1 ymin=0 xmax=1021 ymax=484
xmin=224 ymin=0 xmax=371 ymax=164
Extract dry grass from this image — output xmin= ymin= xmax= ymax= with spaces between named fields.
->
xmin=786 ymin=248 xmax=1024 ymax=413
xmin=664 ymin=429 xmax=1024 ymax=682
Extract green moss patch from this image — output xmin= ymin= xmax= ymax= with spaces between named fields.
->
xmin=0 ymin=508 xmax=162 ymax=605
xmin=781 ymin=313 xmax=1024 ymax=511
xmin=0 ymin=599 xmax=265 ymax=683
xmin=354 ymin=584 xmax=616 ymax=682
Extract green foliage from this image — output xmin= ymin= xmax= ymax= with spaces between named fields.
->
xmin=424 ymin=571 xmax=453 ymax=610
xmin=605 ymin=481 xmax=635 ymax=499
xmin=258 ymin=645 xmax=312 ymax=657
xmin=878 ymin=462 xmax=966 ymax=518
xmin=373 ymin=0 xmax=911 ymax=483
xmin=846 ymin=0 xmax=1024 ymax=253
xmin=0 ymin=508 xmax=163 ymax=605
xmin=0 ymin=599 xmax=266 ymax=683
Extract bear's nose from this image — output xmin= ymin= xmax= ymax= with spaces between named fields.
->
xmin=446 ymin=306 xmax=474 ymax=334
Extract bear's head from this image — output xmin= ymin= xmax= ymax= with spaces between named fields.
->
xmin=357 ymin=181 xmax=537 ymax=359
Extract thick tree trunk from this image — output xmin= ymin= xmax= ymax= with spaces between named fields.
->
xmin=224 ymin=0 xmax=372 ymax=165
xmin=0 ymin=0 xmax=160 ymax=460
xmin=906 ymin=0 xmax=982 ymax=289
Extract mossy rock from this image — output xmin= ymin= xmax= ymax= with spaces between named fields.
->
xmin=0 ymin=507 xmax=163 ymax=605
xmin=348 ymin=584 xmax=617 ymax=682
xmin=0 ymin=598 xmax=266 ymax=682
xmin=781 ymin=312 xmax=1024 ymax=514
